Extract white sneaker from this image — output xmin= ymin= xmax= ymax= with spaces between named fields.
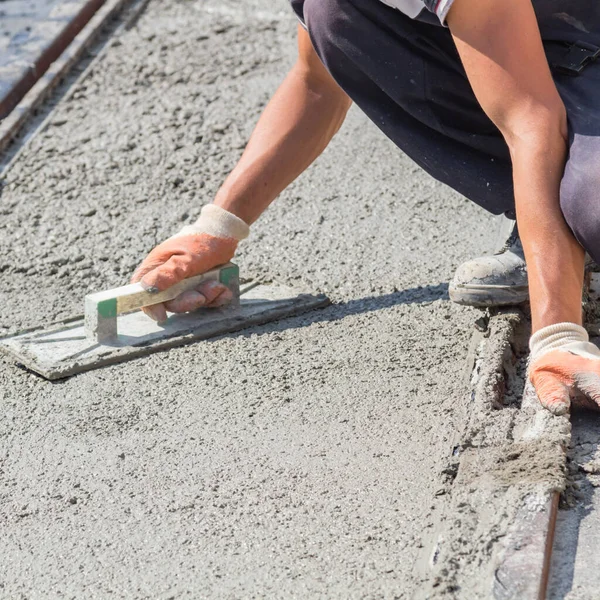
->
xmin=449 ymin=220 xmax=528 ymax=307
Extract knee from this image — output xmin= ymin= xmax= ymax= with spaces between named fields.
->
xmin=560 ymin=152 xmax=600 ymax=262
xmin=303 ymin=0 xmax=347 ymax=27
xmin=303 ymin=0 xmax=351 ymax=54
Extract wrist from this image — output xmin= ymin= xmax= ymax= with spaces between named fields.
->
xmin=176 ymin=204 xmax=250 ymax=241
xmin=529 ymin=322 xmax=588 ymax=360
xmin=213 ymin=185 xmax=265 ymax=226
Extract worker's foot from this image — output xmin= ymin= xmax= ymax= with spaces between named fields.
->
xmin=449 ymin=219 xmax=528 ymax=307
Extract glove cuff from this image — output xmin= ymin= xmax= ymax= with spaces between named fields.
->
xmin=529 ymin=322 xmax=588 ymax=359
xmin=176 ymin=205 xmax=250 ymax=241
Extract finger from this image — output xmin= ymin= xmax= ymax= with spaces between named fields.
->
xmin=131 ymin=256 xmax=168 ymax=285
xmin=160 ymin=281 xmax=233 ymax=314
xmin=196 ymin=280 xmax=233 ymax=307
xmin=531 ymin=372 xmax=571 ymax=416
xmin=131 ymin=262 xmax=154 ymax=285
xmin=142 ymin=302 xmax=168 ymax=324
xmin=163 ymin=290 xmax=207 ymax=314
xmin=206 ymin=286 xmax=233 ymax=308
xmin=131 ymin=239 xmax=184 ymax=285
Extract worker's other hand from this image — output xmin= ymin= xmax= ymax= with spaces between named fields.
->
xmin=529 ymin=323 xmax=600 ymax=415
xmin=131 ymin=204 xmax=249 ymax=323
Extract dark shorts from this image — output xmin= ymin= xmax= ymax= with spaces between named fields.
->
xmin=295 ymin=0 xmax=600 ymax=262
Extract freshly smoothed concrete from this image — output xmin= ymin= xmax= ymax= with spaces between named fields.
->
xmin=0 ymin=0 xmax=501 ymax=596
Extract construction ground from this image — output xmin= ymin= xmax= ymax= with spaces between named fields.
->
xmin=0 ymin=0 xmax=599 ymax=598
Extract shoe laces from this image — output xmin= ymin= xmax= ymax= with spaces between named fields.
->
xmin=495 ymin=226 xmax=520 ymax=255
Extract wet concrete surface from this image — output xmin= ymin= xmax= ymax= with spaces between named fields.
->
xmin=0 ymin=0 xmax=97 ymax=119
xmin=0 ymin=0 xmax=61 ymax=52
xmin=0 ymin=0 xmax=505 ymax=596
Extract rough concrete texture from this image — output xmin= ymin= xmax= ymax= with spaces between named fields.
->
xmin=0 ymin=0 xmax=538 ymax=596
xmin=548 ymin=410 xmax=600 ymax=600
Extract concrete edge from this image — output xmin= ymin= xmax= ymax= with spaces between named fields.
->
xmin=541 ymin=493 xmax=560 ymax=600
xmin=424 ymin=309 xmax=568 ymax=599
xmin=478 ymin=310 xmax=566 ymax=600
xmin=0 ymin=0 xmax=132 ymax=155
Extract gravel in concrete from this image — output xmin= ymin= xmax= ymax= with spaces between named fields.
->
xmin=0 ymin=0 xmax=501 ymax=596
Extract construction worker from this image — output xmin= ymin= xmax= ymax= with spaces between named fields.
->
xmin=132 ymin=0 xmax=600 ymax=415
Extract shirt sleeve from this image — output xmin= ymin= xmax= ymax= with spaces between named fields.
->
xmin=288 ymin=0 xmax=307 ymax=28
xmin=424 ymin=0 xmax=455 ymax=23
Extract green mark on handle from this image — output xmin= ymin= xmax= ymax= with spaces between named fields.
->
xmin=219 ymin=264 xmax=239 ymax=288
xmin=97 ymin=298 xmax=117 ymax=319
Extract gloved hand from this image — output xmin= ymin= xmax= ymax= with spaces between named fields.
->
xmin=529 ymin=322 xmax=600 ymax=415
xmin=131 ymin=204 xmax=249 ymax=323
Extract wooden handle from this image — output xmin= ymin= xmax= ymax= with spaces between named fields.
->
xmin=86 ymin=263 xmax=239 ymax=315
xmin=84 ymin=263 xmax=240 ymax=343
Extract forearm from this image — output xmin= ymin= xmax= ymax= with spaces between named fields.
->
xmin=511 ymin=128 xmax=585 ymax=331
xmin=213 ymin=63 xmax=351 ymax=225
xmin=447 ymin=0 xmax=586 ymax=333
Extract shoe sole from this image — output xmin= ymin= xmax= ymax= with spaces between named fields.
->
xmin=448 ymin=283 xmax=529 ymax=307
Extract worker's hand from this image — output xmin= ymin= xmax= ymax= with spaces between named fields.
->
xmin=529 ymin=323 xmax=600 ymax=415
xmin=131 ymin=204 xmax=249 ymax=323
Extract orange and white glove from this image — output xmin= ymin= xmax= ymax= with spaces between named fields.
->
xmin=528 ymin=322 xmax=600 ymax=415
xmin=131 ymin=204 xmax=249 ymax=323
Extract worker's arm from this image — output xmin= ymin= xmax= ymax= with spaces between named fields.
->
xmin=131 ymin=25 xmax=351 ymax=322
xmin=447 ymin=0 xmax=600 ymax=415
xmin=447 ymin=0 xmax=581 ymax=332
xmin=213 ymin=25 xmax=352 ymax=224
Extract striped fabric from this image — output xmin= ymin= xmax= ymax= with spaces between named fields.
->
xmin=288 ymin=0 xmax=454 ymax=27
xmin=379 ymin=0 xmax=455 ymax=23
xmin=291 ymin=1 xmax=600 ymax=31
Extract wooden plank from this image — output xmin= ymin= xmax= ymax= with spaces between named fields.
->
xmin=493 ymin=492 xmax=559 ymax=600
xmin=422 ymin=312 xmax=567 ymax=598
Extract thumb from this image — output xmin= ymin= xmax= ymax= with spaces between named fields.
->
xmin=530 ymin=371 xmax=571 ymax=416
